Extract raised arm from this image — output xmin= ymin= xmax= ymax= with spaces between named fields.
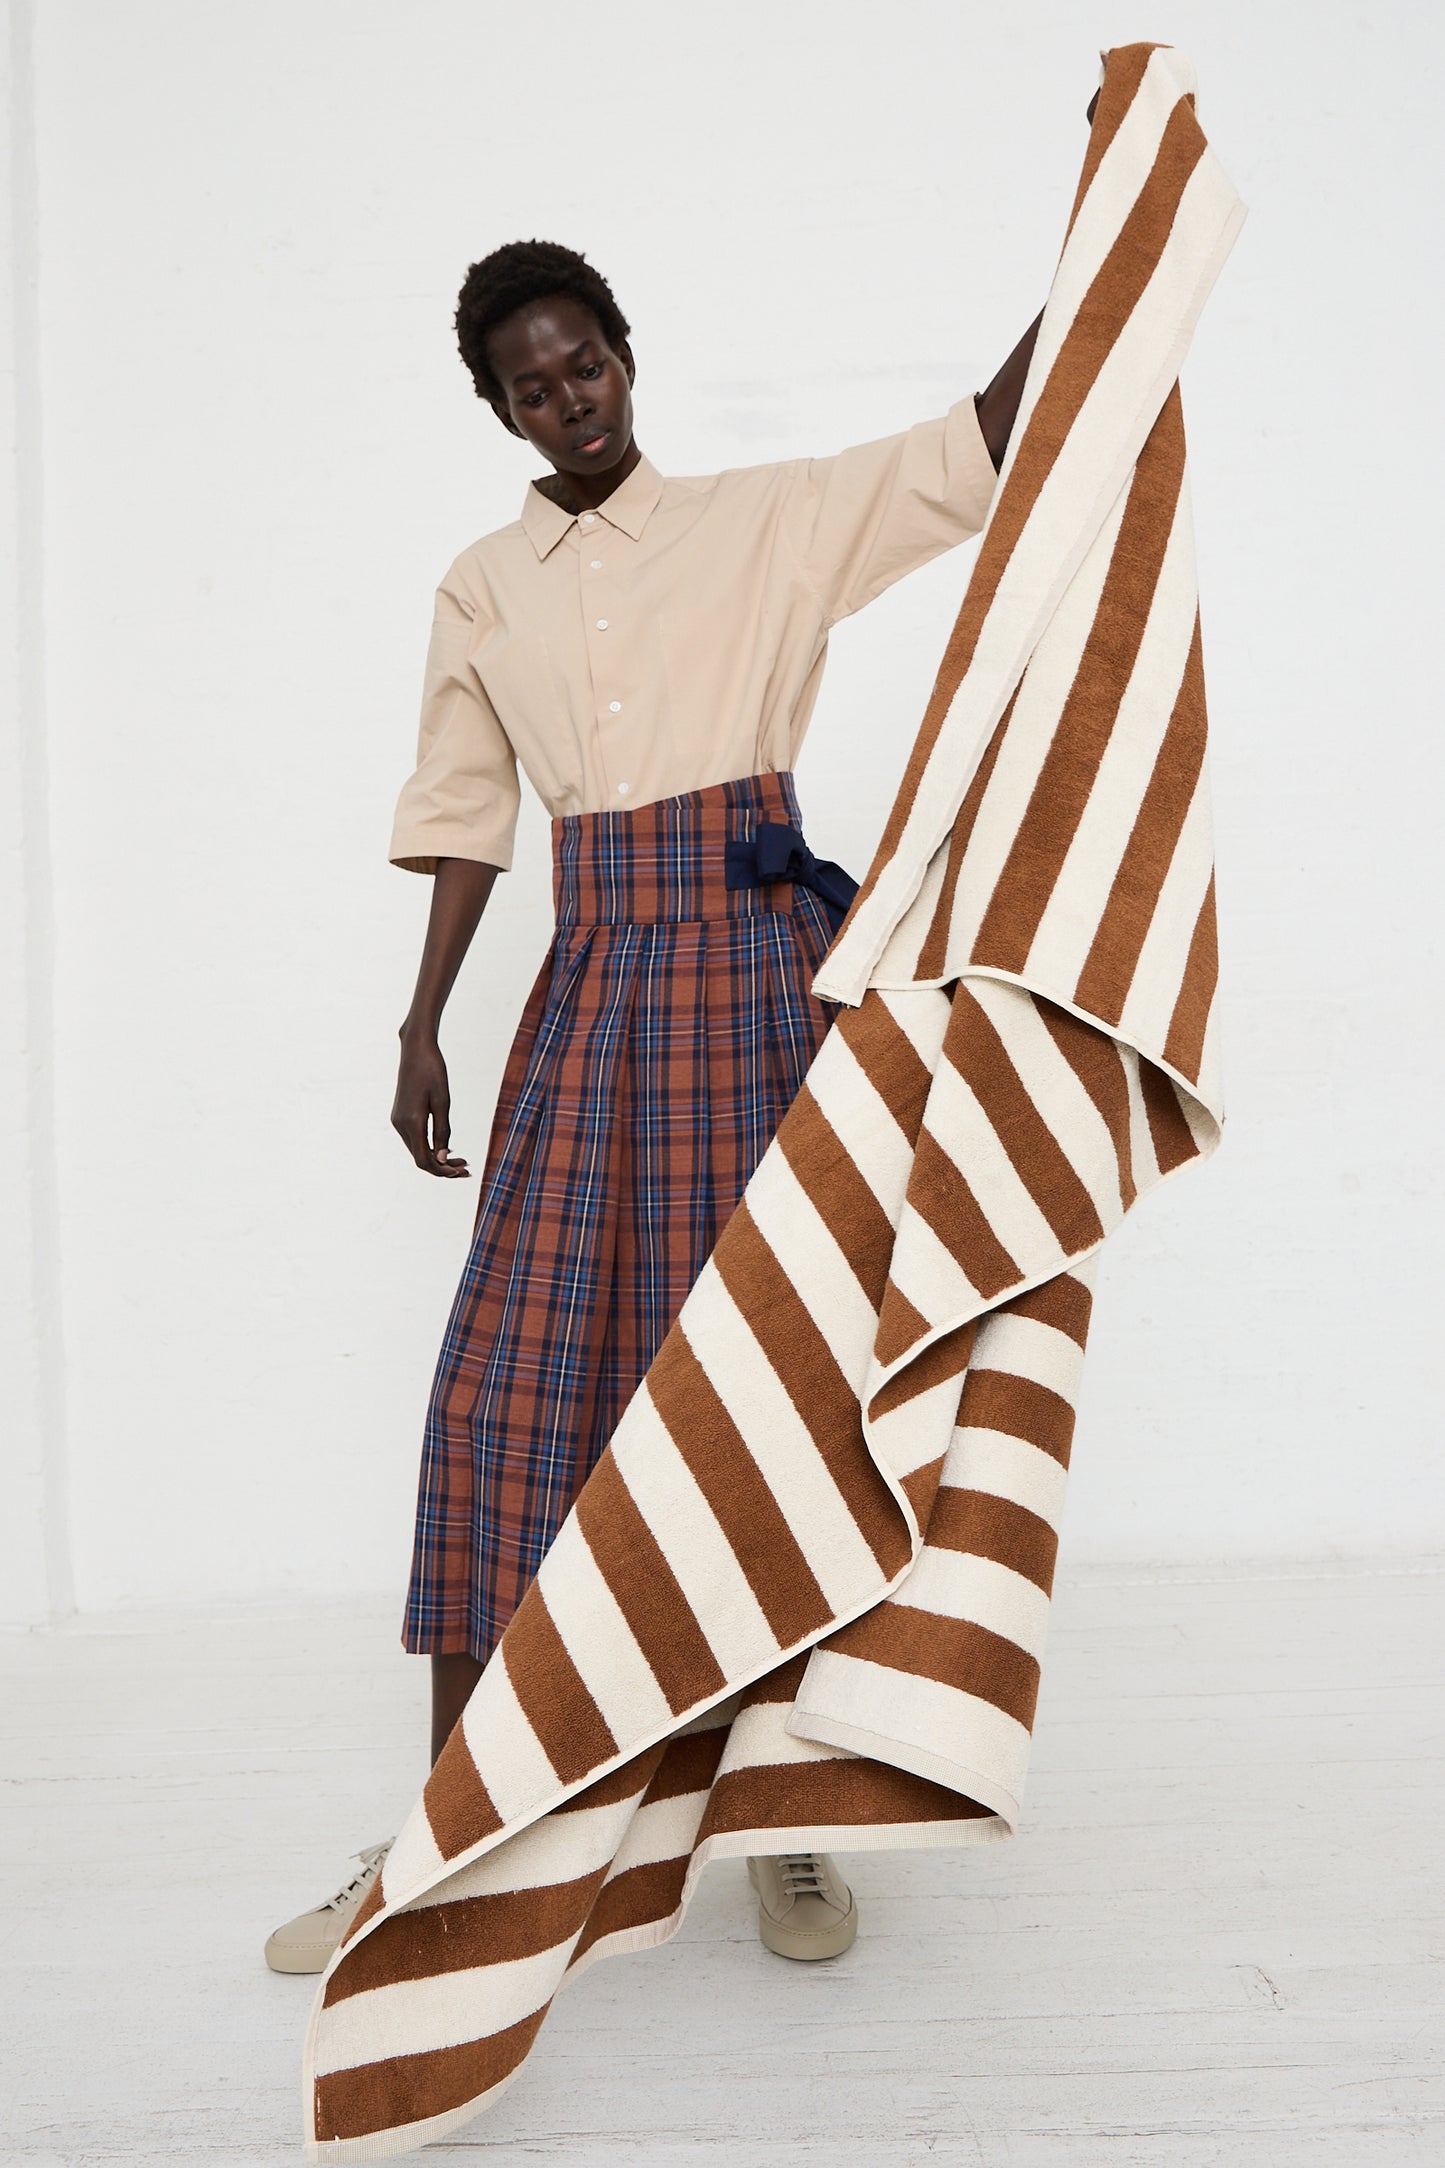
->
xmin=974 ymin=309 xmax=1043 ymax=471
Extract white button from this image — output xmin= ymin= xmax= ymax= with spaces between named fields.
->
xmin=596 ymin=618 xmax=609 ymax=630
xmin=580 ymin=513 xmax=596 ymax=525
xmin=616 ymin=781 xmax=630 ymax=795
xmin=609 ymin=700 xmax=622 ymax=713
xmin=590 ymin=559 xmax=603 ymax=570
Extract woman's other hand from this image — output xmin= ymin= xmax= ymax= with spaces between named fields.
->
xmin=392 ymin=1027 xmax=470 ymax=1177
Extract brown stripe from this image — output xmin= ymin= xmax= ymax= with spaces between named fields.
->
xmin=850 ymin=98 xmax=1206 ymax=909
xmin=900 ymin=1455 xmax=947 ymax=1528
xmin=341 ymin=1873 xmax=386 ymax=1946
xmin=423 ymin=1722 xmax=504 ymax=1864
xmin=571 ymin=1854 xmax=690 ymax=1964
xmin=712 ymin=1206 xmax=910 ymax=1575
xmin=642 ymin=1724 xmax=730 ymax=1805
xmin=323 ymin=1867 xmax=608 ymax=2006
xmin=869 ymin=1319 xmax=976 ymax=1420
xmin=943 ymin=986 xmax=1107 ymax=1251
xmin=314 ymin=2009 xmax=548 ymax=2144
xmin=647 ymin=1321 xmax=833 ymax=1647
xmin=1064 ymin=43 xmax=1161 ymax=237
xmin=1038 ymin=999 xmax=1137 ymax=1211
xmin=972 ymin=393 xmax=1188 ymax=972
xmin=776 ymin=1081 xmax=899 ymax=1308
xmin=501 ymin=1590 xmax=618 ymax=1785
xmin=1001 ymin=1270 xmax=1094 ymax=1348
xmin=1073 ymin=583 xmax=1207 ymax=1023
xmin=736 ymin=1651 xmax=810 ymax=1707
xmin=826 ymin=1605 xmax=1041 ymax=1730
xmin=914 ymin=694 xmax=1013 ymax=979
xmin=1163 ymin=871 xmax=1218 ymax=1083
xmin=554 ymin=1740 xmax=664 ymax=1814
xmin=959 ymin=1369 xmax=1077 ymax=1466
xmin=873 ymin=1284 xmax=934 ymax=1372
xmin=697 ymin=1749 xmax=991 ymax=1842
xmin=906 ymin=1129 xmax=1023 ymax=1300
xmin=574 ymin=1452 xmax=728 ymax=1713
xmin=837 ymin=993 xmax=936 ymax=1142
xmin=1139 ymin=1058 xmax=1200 ymax=1176
xmin=928 ymin=1487 xmax=1059 ymax=1593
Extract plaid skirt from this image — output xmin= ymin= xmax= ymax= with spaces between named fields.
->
xmin=403 ymin=771 xmax=841 ymax=1661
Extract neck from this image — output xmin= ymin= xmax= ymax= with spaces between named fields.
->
xmin=539 ymin=436 xmax=644 ymax=515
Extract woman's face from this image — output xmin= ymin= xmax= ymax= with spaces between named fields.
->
xmin=487 ymin=296 xmax=636 ymax=479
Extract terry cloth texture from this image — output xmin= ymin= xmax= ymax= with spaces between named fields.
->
xmin=403 ymin=771 xmax=840 ymax=1661
xmin=306 ymin=43 xmax=1245 ymax=2159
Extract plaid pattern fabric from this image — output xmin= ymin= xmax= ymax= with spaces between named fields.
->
xmin=403 ymin=771 xmax=839 ymax=1660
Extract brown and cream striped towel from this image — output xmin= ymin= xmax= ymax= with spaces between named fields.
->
xmin=304 ymin=43 xmax=1245 ymax=2158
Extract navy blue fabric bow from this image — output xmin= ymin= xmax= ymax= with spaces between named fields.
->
xmin=723 ymin=820 xmax=859 ymax=935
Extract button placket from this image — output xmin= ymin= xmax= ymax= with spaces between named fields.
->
xmin=581 ymin=521 xmax=629 ymax=801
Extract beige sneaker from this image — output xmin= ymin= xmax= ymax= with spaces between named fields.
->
xmin=748 ymin=1852 xmax=858 ymax=1960
xmin=263 ymin=1841 xmax=392 ymax=1974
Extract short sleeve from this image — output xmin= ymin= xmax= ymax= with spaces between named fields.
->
xmin=783 ymin=396 xmax=999 ymax=627
xmin=388 ymin=572 xmax=521 ymax=875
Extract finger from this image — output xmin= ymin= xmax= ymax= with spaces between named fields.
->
xmin=394 ymin=1114 xmax=437 ymax=1172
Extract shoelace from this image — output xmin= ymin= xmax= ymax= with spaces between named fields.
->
xmin=777 ymin=1854 xmax=829 ymax=1898
xmin=324 ymin=1840 xmax=392 ymax=1913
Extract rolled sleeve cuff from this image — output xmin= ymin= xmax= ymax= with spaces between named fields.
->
xmin=388 ymin=813 xmax=515 ymax=876
xmin=952 ymin=394 xmax=1003 ymax=520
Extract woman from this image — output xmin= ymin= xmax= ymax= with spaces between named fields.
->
xmin=265 ymin=238 xmax=1038 ymax=1975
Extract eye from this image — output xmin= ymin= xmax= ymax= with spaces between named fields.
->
xmin=522 ymin=390 xmax=547 ymax=407
xmin=579 ymin=363 xmax=603 ymax=379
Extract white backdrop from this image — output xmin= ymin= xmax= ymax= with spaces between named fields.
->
xmin=4 ymin=0 xmax=1443 ymax=1626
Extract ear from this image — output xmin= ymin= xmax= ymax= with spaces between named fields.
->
xmin=619 ymin=341 xmax=636 ymax=389
xmin=490 ymin=400 xmax=525 ymax=440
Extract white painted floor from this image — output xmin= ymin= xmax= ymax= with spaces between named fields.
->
xmin=3 ymin=1563 xmax=1442 ymax=2166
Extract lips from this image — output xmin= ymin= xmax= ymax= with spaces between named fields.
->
xmin=572 ymin=428 xmax=611 ymax=456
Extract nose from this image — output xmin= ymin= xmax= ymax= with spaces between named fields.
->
xmin=561 ymin=380 xmax=596 ymax=427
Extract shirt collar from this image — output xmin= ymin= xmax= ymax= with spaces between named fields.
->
xmin=521 ymin=453 xmax=665 ymax=559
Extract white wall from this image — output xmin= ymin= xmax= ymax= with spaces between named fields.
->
xmin=8 ymin=0 xmax=1443 ymax=1621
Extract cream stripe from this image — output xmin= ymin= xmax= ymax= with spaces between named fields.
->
xmin=970 ymin=1311 xmax=1086 ymax=1400
xmin=1023 ymin=482 xmax=1200 ymax=989
xmin=889 ymin=1545 xmax=1052 ymax=1663
xmin=389 ymin=1799 xmax=448 ymax=1910
xmin=407 ymin=1794 xmax=642 ymax=1908
xmin=964 ymin=981 xmax=1129 ymax=1222
xmin=1120 ymin=1036 xmax=1162 ymax=1190
xmin=745 ymin=1147 xmax=879 ymax=1391
xmin=312 ymin=1945 xmax=568 ymax=2078
xmin=606 ymin=1788 xmax=710 ymax=1878
xmin=534 ymin=1516 xmax=676 ymax=1740
xmin=792 ymin=1648 xmax=1033 ymax=1809
xmin=715 ymin=1696 xmax=854 ymax=1774
xmin=466 ymin=1659 xmax=569 ymax=1829
xmin=876 ymin=984 xmax=952 ymax=1069
xmin=942 ymin=489 xmax=1130 ymax=962
xmin=885 ymin=1199 xmax=995 ymax=1329
xmin=941 ymin=1426 xmax=1070 ymax=1529
xmin=1011 ymin=52 xmax=1189 ymax=447
xmin=866 ymin=1361 xmax=970 ymax=1483
xmin=1118 ymin=763 xmax=1214 ymax=1054
xmin=807 ymin=1029 xmax=922 ymax=1212
xmin=610 ymin=1387 xmax=779 ymax=1678
xmin=925 ymin=1058 xmax=1069 ymax=1265
xmin=683 ymin=1263 xmax=883 ymax=1607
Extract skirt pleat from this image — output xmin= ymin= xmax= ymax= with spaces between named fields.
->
xmin=403 ymin=772 xmax=839 ymax=1661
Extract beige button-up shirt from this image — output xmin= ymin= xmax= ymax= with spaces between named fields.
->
xmin=389 ymin=397 xmax=998 ymax=873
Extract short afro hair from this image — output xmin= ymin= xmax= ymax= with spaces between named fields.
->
xmin=455 ymin=240 xmax=631 ymax=406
